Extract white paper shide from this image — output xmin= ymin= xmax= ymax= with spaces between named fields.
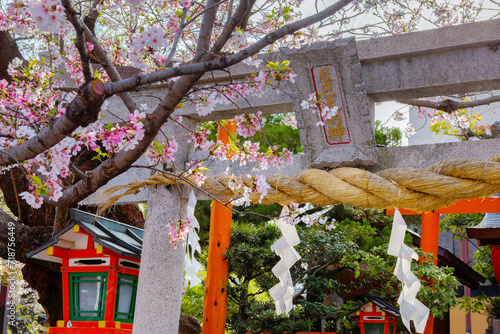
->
xmin=184 ymin=190 xmax=202 ymax=287
xmin=269 ymin=206 xmax=301 ymax=315
xmin=388 ymin=209 xmax=429 ymax=333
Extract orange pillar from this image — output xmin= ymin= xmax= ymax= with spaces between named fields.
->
xmin=202 ymin=121 xmax=236 ymax=334
xmin=420 ymin=210 xmax=440 ymax=334
xmin=420 ymin=211 xmax=440 ymax=266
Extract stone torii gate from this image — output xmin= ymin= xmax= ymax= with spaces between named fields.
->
xmin=81 ymin=18 xmax=500 ymax=334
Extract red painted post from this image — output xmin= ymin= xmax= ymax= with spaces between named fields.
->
xmin=202 ymin=121 xmax=236 ymax=334
xmin=105 ymin=257 xmax=119 ymax=322
xmin=420 ymin=211 xmax=440 ymax=266
xmin=61 ymin=258 xmax=70 ymax=322
xmin=460 ymin=237 xmax=472 ymax=334
xmin=419 ymin=211 xmax=440 ymax=334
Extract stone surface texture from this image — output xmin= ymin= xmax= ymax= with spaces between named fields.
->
xmin=282 ymin=38 xmax=377 ymax=169
xmin=358 ymin=19 xmax=500 ymax=101
xmin=132 ymin=120 xmax=196 ymax=334
xmin=132 ymin=185 xmax=186 ymax=334
xmin=376 ymin=138 xmax=500 ymax=171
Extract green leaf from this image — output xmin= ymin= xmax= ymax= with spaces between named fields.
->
xmin=29 ymin=175 xmax=42 ymax=186
xmin=28 ymin=60 xmax=38 ymax=70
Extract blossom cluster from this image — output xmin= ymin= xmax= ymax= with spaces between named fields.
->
xmin=279 ymin=203 xmax=337 ymax=230
xmin=226 ymin=29 xmax=251 ymax=53
xmin=393 ymin=111 xmax=406 ymax=121
xmin=184 ymin=162 xmax=208 ymax=187
xmin=222 ymin=141 xmax=293 ymax=171
xmin=301 ymin=93 xmax=339 ymax=127
xmin=191 ymin=61 xmax=297 ymax=118
xmin=235 ymin=112 xmax=266 ymax=138
xmin=187 ymin=127 xmax=214 ymax=151
xmin=168 ymin=217 xmax=193 ymax=249
xmin=225 ymin=169 xmax=270 ymax=206
xmin=103 ymin=110 xmax=146 ymax=153
xmin=132 ymin=25 xmax=168 ymax=50
xmin=146 ymin=138 xmax=179 ymax=165
xmin=0 ymin=59 xmax=153 ymax=208
xmin=283 ymin=114 xmax=298 ymax=129
xmin=404 ymin=124 xmax=415 ymax=138
xmin=29 ymin=0 xmax=66 ymax=34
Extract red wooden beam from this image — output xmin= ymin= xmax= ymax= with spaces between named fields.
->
xmin=48 ymin=247 xmax=68 ymax=258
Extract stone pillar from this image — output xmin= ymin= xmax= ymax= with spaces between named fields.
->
xmin=132 ymin=116 xmax=197 ymax=334
xmin=133 ymin=185 xmax=186 ymax=334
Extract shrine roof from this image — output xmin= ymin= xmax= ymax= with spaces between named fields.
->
xmin=27 ymin=208 xmax=144 ymax=264
xmin=348 ymin=295 xmax=400 ymax=317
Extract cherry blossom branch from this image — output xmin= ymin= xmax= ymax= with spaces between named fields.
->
xmin=398 ymin=95 xmax=500 ymax=113
xmin=51 ymin=72 xmax=204 ymax=207
xmin=83 ymin=25 xmax=137 ymax=112
xmin=106 ymin=0 xmax=354 ymax=96
xmin=193 ymin=0 xmax=221 ymax=61
xmin=61 ymin=0 xmax=93 ymax=83
xmin=164 ymin=7 xmax=188 ymax=66
xmin=184 ymin=0 xmax=230 ymax=28
xmin=0 ymin=80 xmax=105 ymax=166
xmin=210 ymin=0 xmax=252 ymax=53
xmin=168 ymin=116 xmax=197 ymax=133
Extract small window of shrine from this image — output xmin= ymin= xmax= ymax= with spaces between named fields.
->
xmin=69 ymin=272 xmax=108 ymax=321
xmin=114 ymin=273 xmax=139 ymax=323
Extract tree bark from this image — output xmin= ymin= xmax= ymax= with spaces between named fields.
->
xmin=22 ymin=262 xmax=63 ymax=326
xmin=0 ymin=168 xmax=56 ymax=226
xmin=0 ymin=31 xmax=24 ymax=81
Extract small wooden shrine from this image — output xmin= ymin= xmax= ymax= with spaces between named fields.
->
xmin=28 ymin=209 xmax=143 ymax=333
xmin=348 ymin=296 xmax=400 ymax=334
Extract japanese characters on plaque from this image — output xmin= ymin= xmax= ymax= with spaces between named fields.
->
xmin=311 ymin=64 xmax=351 ymax=145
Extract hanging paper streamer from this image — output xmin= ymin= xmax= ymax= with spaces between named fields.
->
xmin=387 ymin=209 xmax=429 ymax=333
xmin=269 ymin=206 xmax=301 ymax=315
xmin=184 ymin=190 xmax=202 ymax=287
